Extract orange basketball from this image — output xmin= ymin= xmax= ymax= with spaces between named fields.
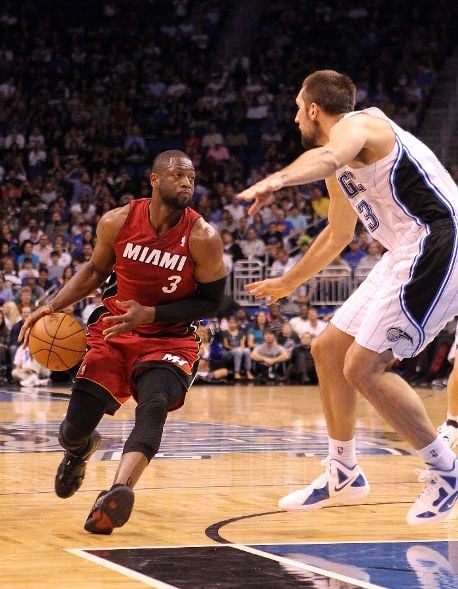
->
xmin=29 ymin=312 xmax=87 ymax=371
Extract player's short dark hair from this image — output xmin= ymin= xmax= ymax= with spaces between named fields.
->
xmin=301 ymin=70 xmax=356 ymax=114
xmin=152 ymin=150 xmax=192 ymax=173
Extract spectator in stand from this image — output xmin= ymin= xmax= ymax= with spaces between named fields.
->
xmin=18 ymin=219 xmax=43 ymax=245
xmin=222 ymin=315 xmax=254 ymax=380
xmin=8 ymin=305 xmax=31 ymax=362
xmin=286 ymin=332 xmax=318 ymax=385
xmin=267 ymin=303 xmax=287 ymax=335
xmin=47 ymin=251 xmax=65 ymax=284
xmin=250 ymin=328 xmax=289 ymax=384
xmin=247 ymin=310 xmax=269 ymax=350
xmin=0 ymin=308 xmax=10 ymax=383
xmin=235 ymin=307 xmax=250 ymax=331
xmin=81 ymin=290 xmax=103 ymax=325
xmin=221 ymin=229 xmax=245 ymax=263
xmin=269 ymin=248 xmax=295 ymax=278
xmin=262 ymin=222 xmax=284 ymax=263
xmin=2 ymin=259 xmax=21 ymax=289
xmin=240 ymin=227 xmax=265 ymax=261
xmin=18 ymin=258 xmax=39 ymax=284
xmin=15 ymin=286 xmax=36 ymax=312
xmin=11 ymin=342 xmax=51 ymax=387
xmin=53 ymin=236 xmax=73 ymax=268
xmin=36 ymin=266 xmax=55 ymax=293
xmin=216 ymin=209 xmax=238 ymax=234
xmin=16 ymin=241 xmax=40 ymax=270
xmin=308 ymin=184 xmax=330 ymax=225
xmin=202 ymin=124 xmax=224 ymax=150
xmin=354 ymin=241 xmax=384 ymax=283
xmin=3 ymin=301 xmax=20 ymax=331
xmin=33 ymin=233 xmax=54 ymax=266
xmin=0 ymin=274 xmax=14 ymax=303
xmin=289 ymin=304 xmax=312 ymax=337
xmin=277 ymin=321 xmax=300 ymax=356
xmin=343 ymin=237 xmax=367 ymax=277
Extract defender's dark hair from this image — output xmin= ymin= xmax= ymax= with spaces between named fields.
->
xmin=152 ymin=150 xmax=192 ymax=173
xmin=301 ymin=70 xmax=356 ymax=114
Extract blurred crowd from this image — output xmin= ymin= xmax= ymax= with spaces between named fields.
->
xmin=0 ymin=0 xmax=457 ymax=384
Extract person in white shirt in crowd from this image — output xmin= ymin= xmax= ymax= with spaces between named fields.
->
xmin=33 ymin=233 xmax=54 ymax=266
xmin=53 ymin=235 xmax=73 ymax=267
xmin=296 ymin=306 xmax=328 ymax=337
xmin=240 ymin=227 xmax=265 ymax=261
xmin=11 ymin=343 xmax=51 ymax=387
xmin=81 ymin=290 xmax=102 ymax=325
xmin=270 ymin=248 xmax=295 ymax=278
xmin=289 ymin=304 xmax=311 ymax=336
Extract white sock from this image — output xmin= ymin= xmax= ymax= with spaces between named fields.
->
xmin=328 ymin=437 xmax=357 ymax=468
xmin=417 ymin=435 xmax=456 ymax=471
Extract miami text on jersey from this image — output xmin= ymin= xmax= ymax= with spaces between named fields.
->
xmin=122 ymin=242 xmax=187 ymax=271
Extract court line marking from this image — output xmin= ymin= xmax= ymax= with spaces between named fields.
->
xmin=68 ymin=543 xmax=393 ymax=589
xmin=66 ymin=548 xmax=179 ymax=588
xmin=231 ymin=543 xmax=387 ymax=589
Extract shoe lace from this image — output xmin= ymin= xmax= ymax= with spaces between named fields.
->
xmin=415 ymin=469 xmax=440 ymax=501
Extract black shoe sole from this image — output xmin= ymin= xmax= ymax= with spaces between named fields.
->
xmin=84 ymin=486 xmax=135 ymax=534
xmin=55 ymin=431 xmax=101 ymax=499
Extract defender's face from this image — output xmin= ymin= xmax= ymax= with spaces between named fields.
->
xmin=153 ymin=158 xmax=195 ymax=210
xmin=295 ymin=90 xmax=321 ymax=150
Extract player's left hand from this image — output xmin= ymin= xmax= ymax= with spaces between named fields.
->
xmin=102 ymin=300 xmax=155 ymax=339
xmin=237 ymin=174 xmax=283 ymax=215
xmin=244 ymin=277 xmax=295 ymax=304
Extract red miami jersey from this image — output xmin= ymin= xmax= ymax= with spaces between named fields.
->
xmin=103 ymin=198 xmax=202 ymax=337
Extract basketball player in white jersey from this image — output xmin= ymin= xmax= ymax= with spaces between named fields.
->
xmin=238 ymin=70 xmax=458 ymax=526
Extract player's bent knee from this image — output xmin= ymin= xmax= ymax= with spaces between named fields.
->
xmin=59 ymin=420 xmax=89 ymax=451
xmin=123 ymin=392 xmax=169 ymax=461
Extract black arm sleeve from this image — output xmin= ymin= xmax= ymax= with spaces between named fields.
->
xmin=154 ymin=276 xmax=226 ymax=323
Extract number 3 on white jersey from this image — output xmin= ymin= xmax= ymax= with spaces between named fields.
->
xmin=162 ymin=275 xmax=182 ymax=293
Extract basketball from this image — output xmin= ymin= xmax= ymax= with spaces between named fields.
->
xmin=29 ymin=313 xmax=87 ymax=371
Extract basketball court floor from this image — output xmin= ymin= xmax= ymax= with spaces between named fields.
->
xmin=1 ymin=380 xmax=458 ymax=588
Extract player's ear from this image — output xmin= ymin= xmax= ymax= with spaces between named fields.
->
xmin=150 ymin=172 xmax=158 ymax=187
xmin=309 ymin=102 xmax=319 ymax=119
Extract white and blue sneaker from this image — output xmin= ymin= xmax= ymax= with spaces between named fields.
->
xmin=407 ymin=459 xmax=458 ymax=526
xmin=278 ymin=457 xmax=370 ymax=511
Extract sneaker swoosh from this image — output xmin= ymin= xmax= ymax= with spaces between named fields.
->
xmin=334 ymin=477 xmax=357 ymax=492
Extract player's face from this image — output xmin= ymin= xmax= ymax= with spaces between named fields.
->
xmin=295 ymin=90 xmax=321 ymax=150
xmin=155 ymin=158 xmax=195 ymax=210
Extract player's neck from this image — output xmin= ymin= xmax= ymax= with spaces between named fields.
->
xmin=148 ymin=201 xmax=183 ymax=235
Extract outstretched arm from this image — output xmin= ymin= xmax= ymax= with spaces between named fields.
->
xmin=245 ymin=176 xmax=357 ymax=303
xmin=237 ymin=116 xmax=369 ymax=214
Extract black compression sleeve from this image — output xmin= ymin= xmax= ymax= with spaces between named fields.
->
xmin=154 ymin=276 xmax=226 ymax=323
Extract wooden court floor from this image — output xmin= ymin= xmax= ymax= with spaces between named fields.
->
xmin=1 ymin=380 xmax=458 ymax=588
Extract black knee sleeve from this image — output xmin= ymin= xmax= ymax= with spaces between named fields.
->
xmin=123 ymin=391 xmax=169 ymax=461
xmin=59 ymin=388 xmax=106 ymax=451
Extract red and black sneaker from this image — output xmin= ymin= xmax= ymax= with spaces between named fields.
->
xmin=84 ymin=485 xmax=135 ymax=535
xmin=55 ymin=431 xmax=101 ymax=499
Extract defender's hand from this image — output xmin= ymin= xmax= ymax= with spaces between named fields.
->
xmin=19 ymin=304 xmax=55 ymax=348
xmin=102 ymin=300 xmax=155 ymax=340
xmin=244 ymin=278 xmax=294 ymax=304
xmin=237 ymin=175 xmax=283 ymax=215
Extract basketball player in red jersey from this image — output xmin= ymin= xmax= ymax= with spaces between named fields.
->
xmin=20 ymin=150 xmax=227 ymax=534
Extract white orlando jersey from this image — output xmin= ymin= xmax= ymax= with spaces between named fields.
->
xmin=335 ymin=107 xmax=458 ymax=251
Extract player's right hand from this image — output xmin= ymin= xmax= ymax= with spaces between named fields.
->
xmin=244 ymin=277 xmax=294 ymax=304
xmin=18 ymin=304 xmax=55 ymax=348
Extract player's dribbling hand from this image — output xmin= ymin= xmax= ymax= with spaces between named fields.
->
xmin=244 ymin=278 xmax=294 ymax=304
xmin=102 ymin=300 xmax=155 ymax=340
xmin=18 ymin=304 xmax=55 ymax=348
xmin=237 ymin=174 xmax=283 ymax=215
